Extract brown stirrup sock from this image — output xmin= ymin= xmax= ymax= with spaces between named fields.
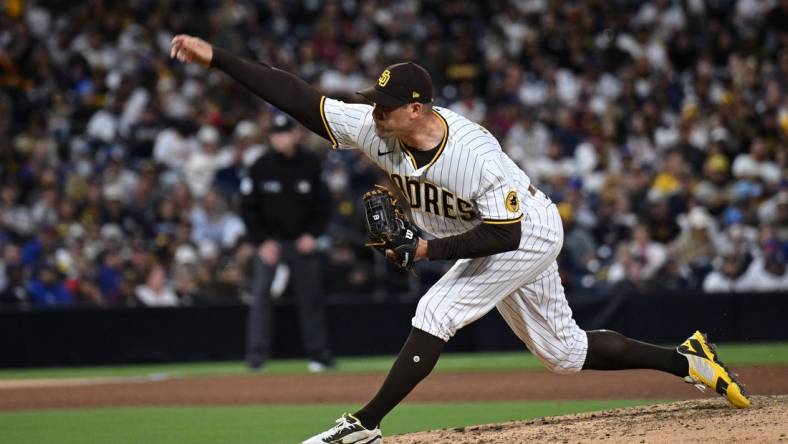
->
xmin=354 ymin=327 xmax=445 ymax=429
xmin=583 ymin=330 xmax=689 ymax=378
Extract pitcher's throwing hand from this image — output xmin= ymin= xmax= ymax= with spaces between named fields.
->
xmin=170 ymin=35 xmax=213 ymax=66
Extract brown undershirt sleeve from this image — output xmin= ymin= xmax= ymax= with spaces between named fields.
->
xmin=426 ymin=221 xmax=521 ymax=260
xmin=210 ymin=47 xmax=330 ymax=141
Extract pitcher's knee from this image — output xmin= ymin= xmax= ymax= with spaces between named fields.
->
xmin=538 ymin=349 xmax=584 ymax=374
xmin=411 ymin=302 xmax=455 ymax=342
xmin=532 ymin=335 xmax=588 ymax=374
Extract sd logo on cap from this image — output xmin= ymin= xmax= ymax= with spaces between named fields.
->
xmin=358 ymin=62 xmax=433 ymax=108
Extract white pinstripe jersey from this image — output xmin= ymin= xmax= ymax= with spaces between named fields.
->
xmin=320 ymin=97 xmax=532 ymax=238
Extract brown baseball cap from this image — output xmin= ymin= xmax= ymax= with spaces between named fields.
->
xmin=357 ymin=62 xmax=434 ymax=107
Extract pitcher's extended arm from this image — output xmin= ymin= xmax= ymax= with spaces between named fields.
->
xmin=170 ymin=35 xmax=330 ymax=141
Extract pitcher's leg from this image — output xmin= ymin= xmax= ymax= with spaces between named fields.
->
xmin=584 ymin=330 xmax=688 ymax=377
xmin=587 ymin=330 xmax=749 ymax=408
xmin=353 ymin=328 xmax=445 ymax=429
xmin=356 ymin=249 xmax=541 ymax=429
xmin=497 ymin=261 xmax=689 ymax=377
xmin=496 ymin=262 xmax=588 ymax=373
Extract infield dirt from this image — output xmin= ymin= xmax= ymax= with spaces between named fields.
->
xmin=386 ymin=395 xmax=788 ymax=443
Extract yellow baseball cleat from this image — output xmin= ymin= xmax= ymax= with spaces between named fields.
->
xmin=677 ymin=331 xmax=750 ymax=408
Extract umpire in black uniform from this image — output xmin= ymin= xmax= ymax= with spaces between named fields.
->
xmin=240 ymin=114 xmax=334 ymax=371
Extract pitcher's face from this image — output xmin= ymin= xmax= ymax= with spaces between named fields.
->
xmin=372 ymin=103 xmax=416 ymax=138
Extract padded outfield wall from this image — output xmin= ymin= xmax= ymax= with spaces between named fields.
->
xmin=1 ymin=291 xmax=786 ymax=367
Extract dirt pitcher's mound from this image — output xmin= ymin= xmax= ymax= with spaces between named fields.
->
xmin=386 ymin=395 xmax=788 ymax=443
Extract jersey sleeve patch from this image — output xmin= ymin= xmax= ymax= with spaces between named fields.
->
xmin=505 ymin=190 xmax=520 ymax=213
xmin=475 ymin=155 xmax=523 ymax=222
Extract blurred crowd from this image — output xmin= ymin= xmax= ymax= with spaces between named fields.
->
xmin=1 ymin=0 xmax=786 ymax=309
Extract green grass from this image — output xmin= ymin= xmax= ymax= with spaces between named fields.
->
xmin=0 ymin=342 xmax=786 ymax=380
xmin=2 ymin=343 xmax=782 ymax=443
xmin=0 ymin=400 xmax=665 ymax=444
xmin=712 ymin=341 xmax=788 ymax=365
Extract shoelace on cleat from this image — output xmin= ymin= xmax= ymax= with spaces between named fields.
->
xmin=321 ymin=415 xmax=369 ymax=443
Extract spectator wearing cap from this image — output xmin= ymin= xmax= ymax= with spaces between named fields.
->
xmin=240 ymin=114 xmax=334 ymax=372
xmin=694 ymin=153 xmax=732 ymax=214
xmin=169 ymin=243 xmax=200 ymax=298
xmin=184 ymin=125 xmax=233 ymax=197
xmin=232 ymin=120 xmax=265 ymax=167
xmin=214 ymin=120 xmax=265 ymax=195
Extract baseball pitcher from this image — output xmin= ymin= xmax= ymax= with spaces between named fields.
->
xmin=170 ymin=35 xmax=749 ymax=444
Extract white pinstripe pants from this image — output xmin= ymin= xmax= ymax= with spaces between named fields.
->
xmin=412 ymin=191 xmax=588 ymax=373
